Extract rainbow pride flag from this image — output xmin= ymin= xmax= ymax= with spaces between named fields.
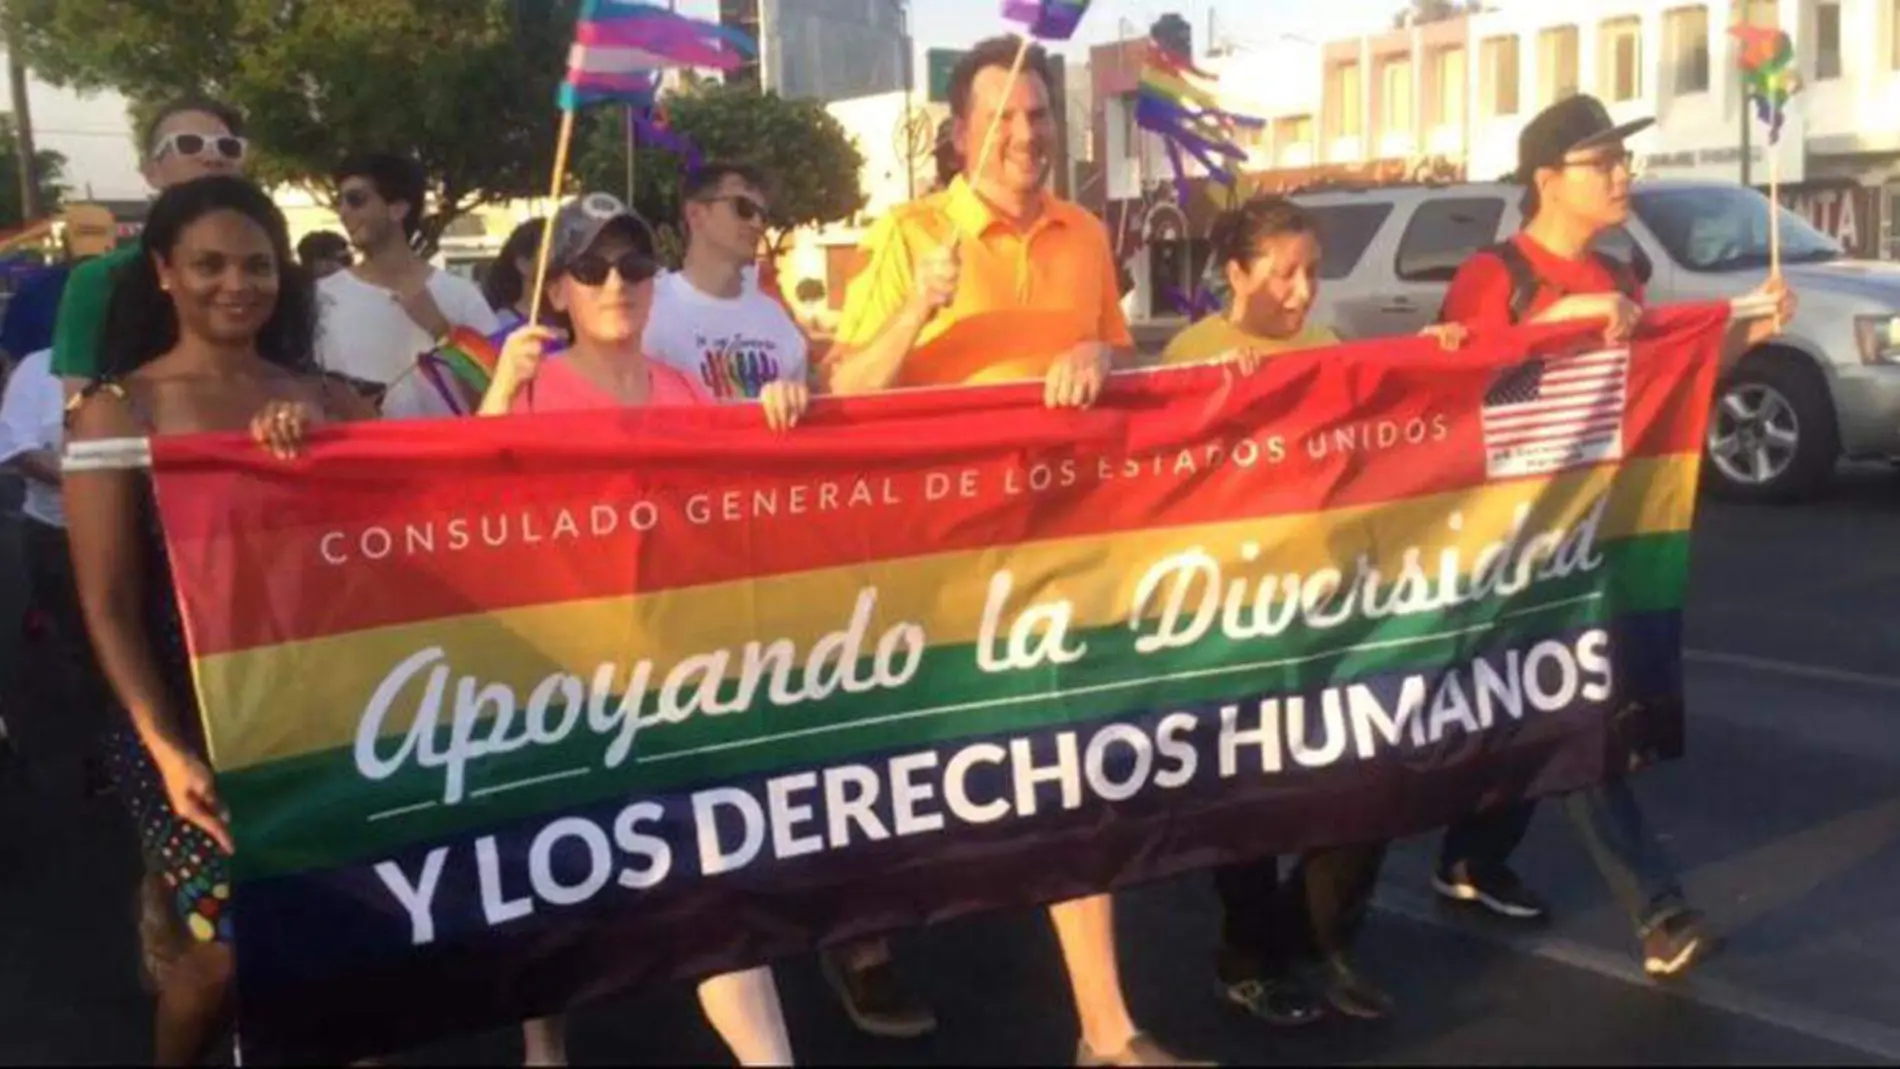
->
xmin=147 ymin=305 xmax=1729 ymax=1062
xmin=1731 ymin=24 xmax=1802 ymax=143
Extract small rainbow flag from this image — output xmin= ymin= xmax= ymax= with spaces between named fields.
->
xmin=1001 ymin=0 xmax=1092 ymax=42
xmin=429 ymin=325 xmax=503 ymax=396
xmin=1731 ymin=24 xmax=1801 ymax=143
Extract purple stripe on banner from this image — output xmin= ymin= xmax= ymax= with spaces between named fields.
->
xmin=226 ymin=611 xmax=1682 ymax=1064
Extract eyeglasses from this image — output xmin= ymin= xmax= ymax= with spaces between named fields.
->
xmin=152 ymin=132 xmax=247 ymax=163
xmin=699 ymin=195 xmax=768 ymax=223
xmin=566 ymin=251 xmax=659 ymax=287
xmin=1560 ymin=148 xmax=1632 ymax=176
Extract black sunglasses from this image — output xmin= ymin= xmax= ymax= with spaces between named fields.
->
xmin=700 ymin=195 xmax=768 ymax=222
xmin=566 ymin=250 xmax=659 ymax=287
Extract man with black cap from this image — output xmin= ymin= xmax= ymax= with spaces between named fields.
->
xmin=1430 ymin=93 xmax=1793 ymax=979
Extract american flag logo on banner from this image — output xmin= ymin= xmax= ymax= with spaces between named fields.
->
xmin=1481 ymin=348 xmax=1630 ymax=479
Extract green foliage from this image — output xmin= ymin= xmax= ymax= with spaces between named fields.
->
xmin=0 ymin=114 xmax=66 ymax=228
xmin=574 ymin=80 xmax=865 ymax=258
xmin=10 ymin=0 xmax=580 ymax=249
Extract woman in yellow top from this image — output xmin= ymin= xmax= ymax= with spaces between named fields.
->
xmin=1161 ymin=195 xmax=1463 ymax=369
xmin=1164 ymin=194 xmax=1462 ymax=1029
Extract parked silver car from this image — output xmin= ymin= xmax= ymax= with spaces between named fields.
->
xmin=1289 ymin=178 xmax=1900 ymax=502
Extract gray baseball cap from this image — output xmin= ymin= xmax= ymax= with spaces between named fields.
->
xmin=547 ymin=191 xmax=657 ymax=273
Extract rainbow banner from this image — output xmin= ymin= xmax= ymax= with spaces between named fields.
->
xmin=149 ymin=305 xmax=1729 ymax=1062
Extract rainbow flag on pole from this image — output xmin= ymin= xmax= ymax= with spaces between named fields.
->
xmin=1731 ymin=24 xmax=1802 ymax=143
xmin=146 ymin=305 xmax=1732 ymax=1064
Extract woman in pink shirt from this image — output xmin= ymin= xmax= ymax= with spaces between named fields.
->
xmin=481 ymin=191 xmax=805 ymax=428
xmin=477 ymin=192 xmax=805 ymax=1067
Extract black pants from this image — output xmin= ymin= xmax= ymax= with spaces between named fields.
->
xmin=21 ymin=519 xmax=111 ymax=761
xmin=1213 ymin=842 xmax=1388 ymax=984
xmin=1440 ymin=800 xmax=1536 ymax=873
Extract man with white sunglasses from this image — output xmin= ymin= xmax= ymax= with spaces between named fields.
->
xmin=51 ymin=96 xmax=249 ymax=397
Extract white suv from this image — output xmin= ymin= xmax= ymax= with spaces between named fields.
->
xmin=1289 ymin=178 xmax=1900 ymax=503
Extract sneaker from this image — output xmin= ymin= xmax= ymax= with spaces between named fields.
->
xmin=1320 ymin=955 xmax=1394 ymax=1021
xmin=1218 ymin=974 xmax=1325 ymax=1028
xmin=820 ymin=946 xmax=938 ymax=1039
xmin=1076 ymin=1033 xmax=1213 ymax=1066
xmin=1644 ymin=910 xmax=1714 ymax=979
xmin=1431 ymin=861 xmax=1549 ymax=921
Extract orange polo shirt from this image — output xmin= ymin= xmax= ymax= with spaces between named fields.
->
xmin=833 ymin=177 xmax=1133 ymax=387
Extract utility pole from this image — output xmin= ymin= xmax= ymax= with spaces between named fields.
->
xmin=1740 ymin=68 xmax=1752 ymax=188
xmin=758 ymin=0 xmax=774 ymax=95
xmin=4 ymin=8 xmax=42 ymax=223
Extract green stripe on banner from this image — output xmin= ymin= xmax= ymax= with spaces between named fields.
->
xmin=221 ymin=532 xmax=1689 ymax=881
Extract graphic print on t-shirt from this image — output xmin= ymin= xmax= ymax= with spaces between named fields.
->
xmin=696 ymin=333 xmax=784 ymax=400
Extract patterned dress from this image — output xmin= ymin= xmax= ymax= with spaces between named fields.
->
xmin=83 ymin=382 xmax=233 ymax=945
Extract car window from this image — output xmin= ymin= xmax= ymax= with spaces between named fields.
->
xmin=1305 ymin=203 xmax=1395 ymax=280
xmin=1394 ymin=197 xmax=1507 ymax=282
xmin=1591 ymin=225 xmax=1652 ymax=284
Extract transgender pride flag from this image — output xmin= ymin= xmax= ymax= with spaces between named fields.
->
xmin=559 ymin=0 xmax=755 ymax=111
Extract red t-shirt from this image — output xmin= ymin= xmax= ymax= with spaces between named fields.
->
xmin=1439 ymin=233 xmax=1645 ymax=332
xmin=509 ymin=357 xmax=711 ymax=415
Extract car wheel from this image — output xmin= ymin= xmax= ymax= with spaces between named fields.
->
xmin=1704 ymin=354 xmax=1837 ymax=504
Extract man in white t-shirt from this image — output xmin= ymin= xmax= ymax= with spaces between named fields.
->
xmin=644 ymin=162 xmax=808 ymax=400
xmin=316 ymin=152 xmax=499 ymax=419
xmin=0 ymin=347 xmax=109 ymax=785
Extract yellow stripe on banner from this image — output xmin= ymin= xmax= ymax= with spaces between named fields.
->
xmin=200 ymin=455 xmax=1699 ymax=772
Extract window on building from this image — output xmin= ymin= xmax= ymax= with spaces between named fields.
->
xmin=1430 ymin=46 xmax=1467 ymax=128
xmin=1395 ymin=197 xmax=1508 ymax=282
xmin=1733 ymin=0 xmax=1778 ymax=27
xmin=1538 ymin=26 xmax=1580 ymax=107
xmin=1665 ymin=6 xmax=1711 ymax=94
xmin=1480 ymin=36 xmax=1521 ymax=116
xmin=1329 ymin=62 xmax=1364 ymax=138
xmin=1381 ymin=57 xmax=1414 ymax=139
xmin=1893 ymin=0 xmax=1900 ymax=69
xmin=1599 ymin=18 xmax=1643 ymax=102
xmin=1273 ymin=114 xmax=1315 ymax=164
xmin=1816 ymin=2 xmax=1842 ymax=79
xmin=1306 ymin=203 xmax=1395 ymax=280
xmin=1121 ymin=93 xmax=1141 ymax=161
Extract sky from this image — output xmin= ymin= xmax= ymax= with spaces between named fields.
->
xmin=672 ymin=0 xmax=1415 ymax=66
xmin=908 ymin=0 xmax=1410 ymax=55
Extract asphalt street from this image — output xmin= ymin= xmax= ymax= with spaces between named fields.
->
xmin=6 ymin=466 xmax=1900 ymax=1064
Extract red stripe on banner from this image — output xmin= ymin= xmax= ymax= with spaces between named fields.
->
xmin=149 ymin=306 xmax=1729 ymax=655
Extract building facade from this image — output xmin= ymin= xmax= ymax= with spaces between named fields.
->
xmin=719 ymin=0 xmax=913 ymax=104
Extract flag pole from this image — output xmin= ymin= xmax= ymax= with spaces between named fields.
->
xmin=634 ymin=105 xmax=649 ymax=206
xmin=1768 ymin=141 xmax=1781 ymax=279
xmin=528 ymin=108 xmax=578 ymax=327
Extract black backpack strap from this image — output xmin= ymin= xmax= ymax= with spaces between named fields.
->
xmin=1593 ymin=251 xmax=1640 ymax=302
xmin=1490 ymin=240 xmax=1541 ymax=326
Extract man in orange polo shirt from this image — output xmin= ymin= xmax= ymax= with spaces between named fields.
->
xmin=823 ymin=44 xmax=1129 ymax=401
xmin=819 ymin=36 xmax=1190 ymax=1069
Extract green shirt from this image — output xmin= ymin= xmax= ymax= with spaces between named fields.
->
xmin=51 ymin=243 xmax=139 ymax=380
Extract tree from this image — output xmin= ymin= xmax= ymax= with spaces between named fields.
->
xmin=573 ymin=80 xmax=865 ymax=262
xmin=0 ymin=113 xmax=64 ymax=229
xmin=8 ymin=0 xmax=581 ymax=250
